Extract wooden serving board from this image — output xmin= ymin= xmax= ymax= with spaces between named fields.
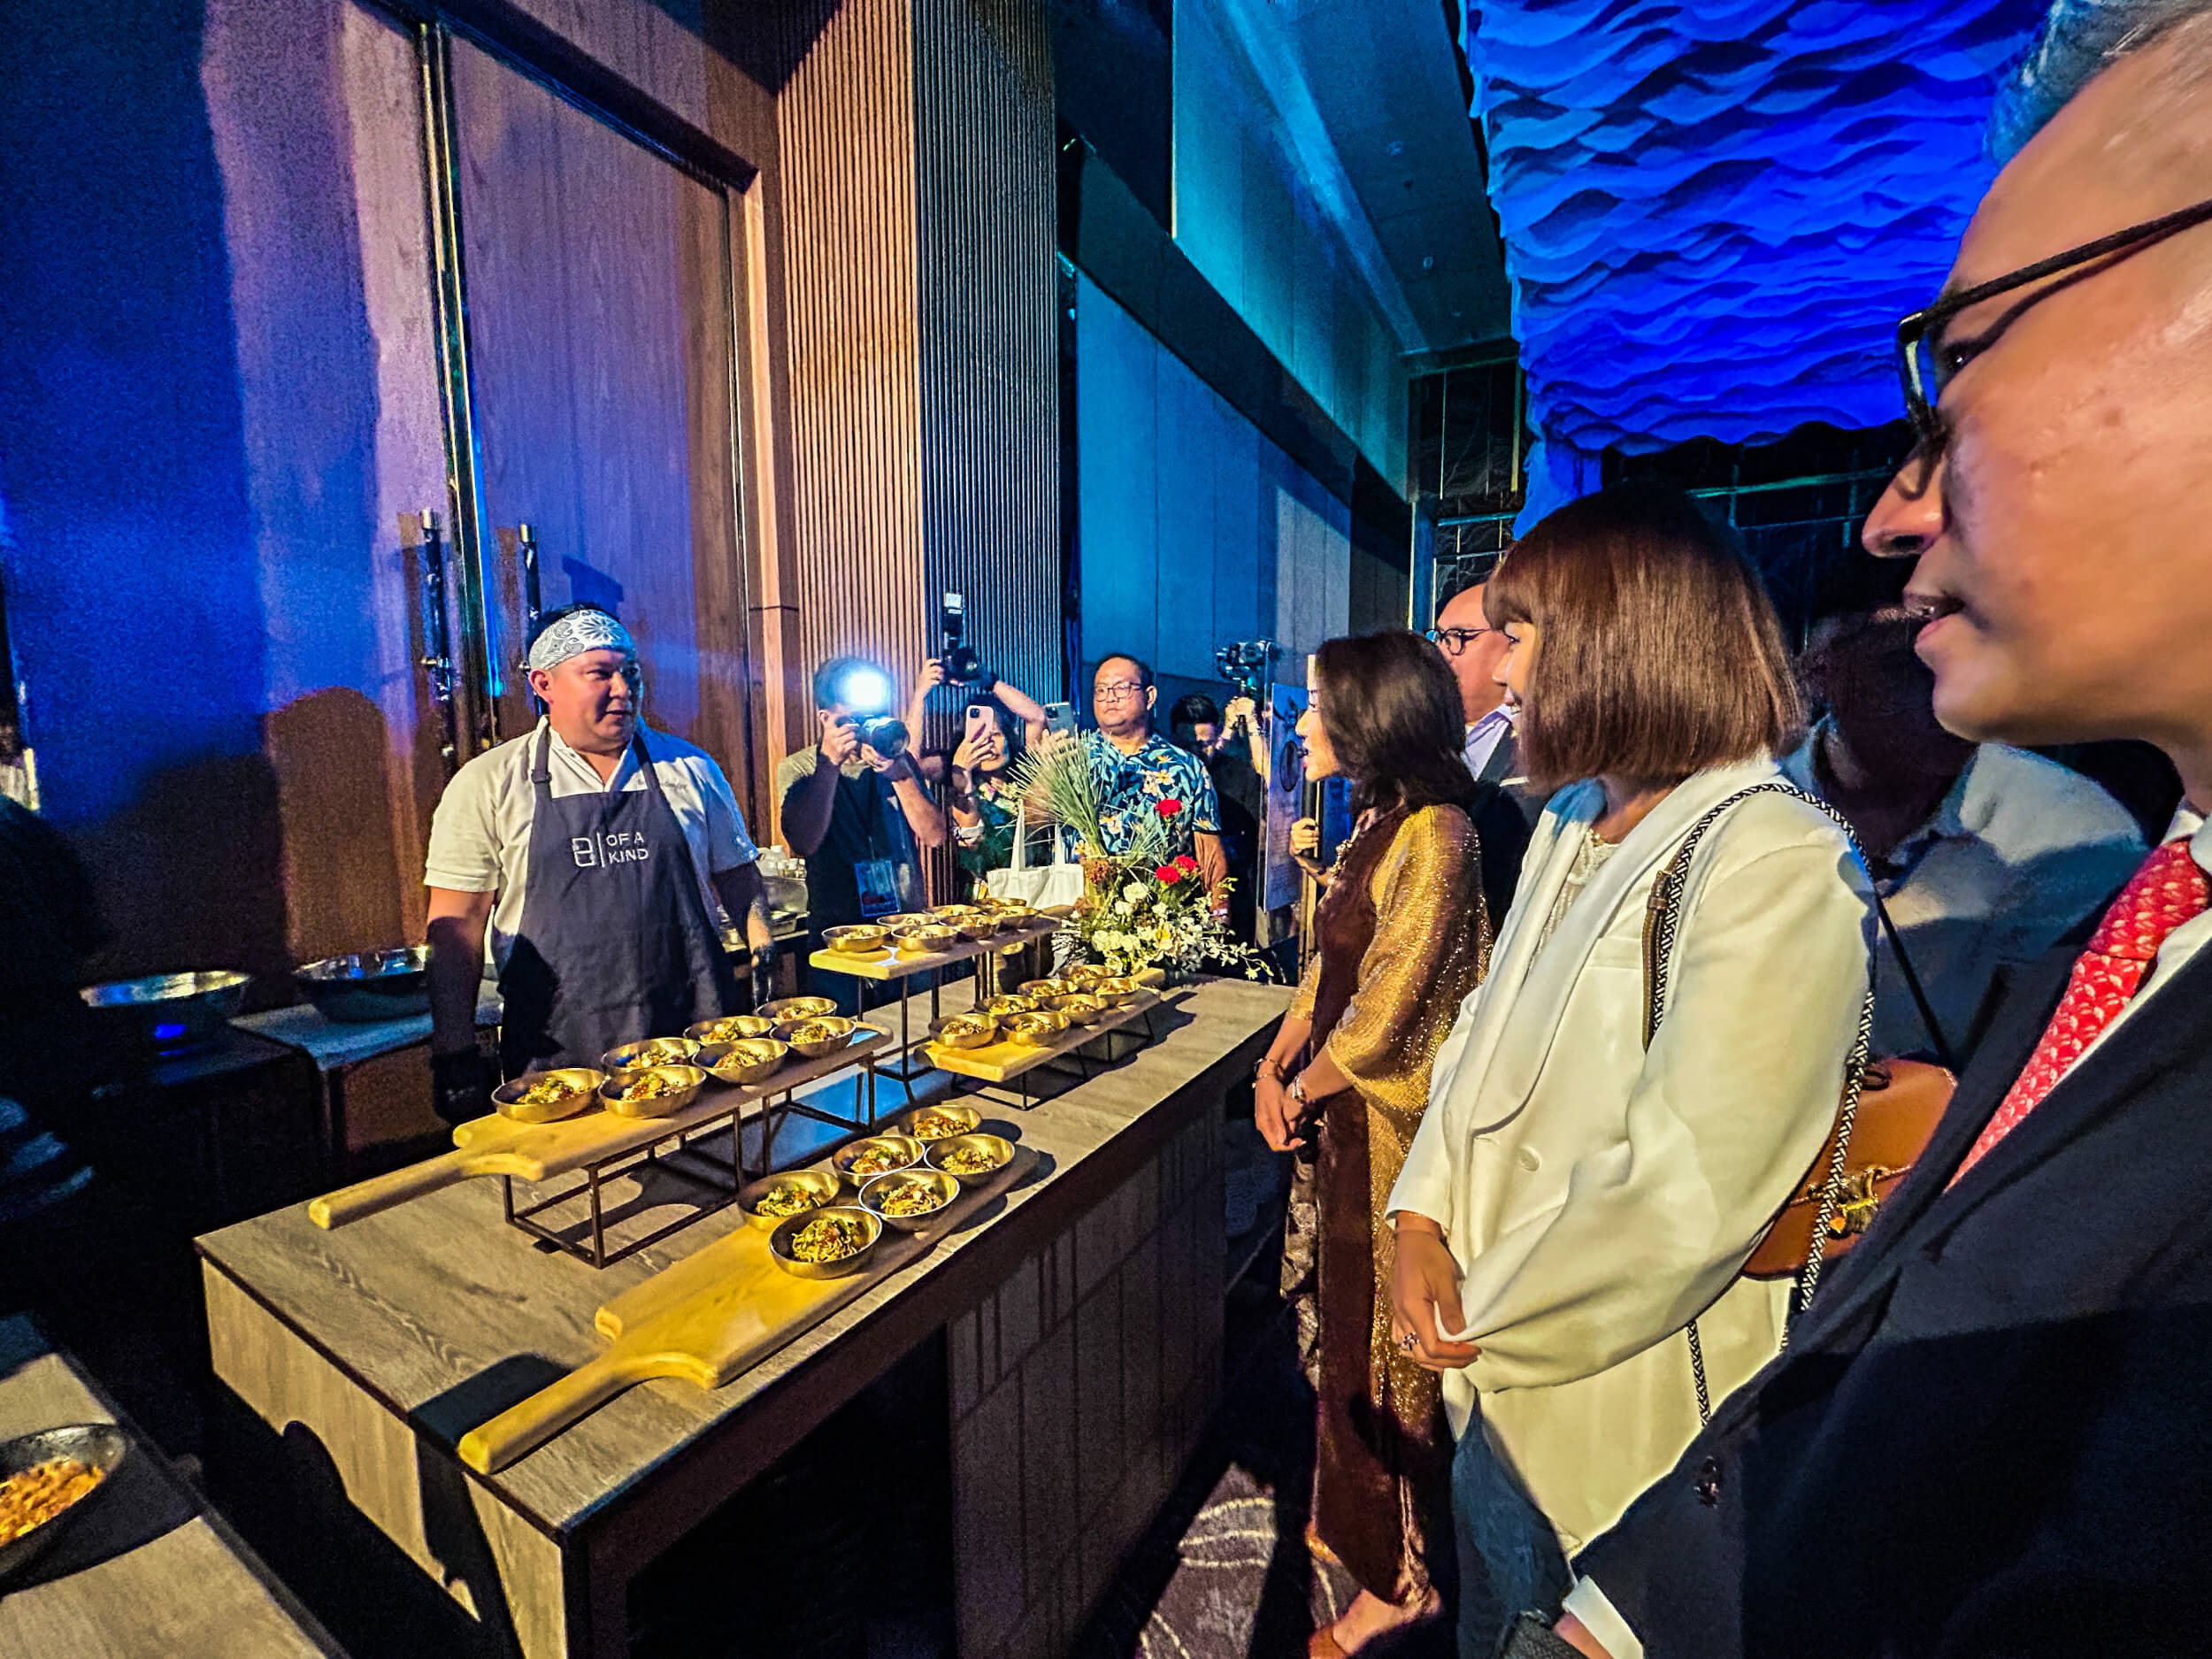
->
xmin=304 ymin=1027 xmax=889 ymax=1229
xmin=456 ymin=1147 xmax=1033 ymax=1473
xmin=806 ymin=915 xmax=1060 ymax=982
xmin=925 ymin=993 xmax=1162 ymax=1084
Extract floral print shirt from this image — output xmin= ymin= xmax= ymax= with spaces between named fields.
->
xmin=1078 ymin=729 xmax=1220 ymax=858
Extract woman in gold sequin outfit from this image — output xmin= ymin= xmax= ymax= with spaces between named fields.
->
xmin=1254 ymin=629 xmax=1493 ymax=1657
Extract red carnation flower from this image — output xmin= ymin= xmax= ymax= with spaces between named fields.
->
xmin=1173 ymin=854 xmax=1198 ymax=874
xmin=1155 ymin=864 xmax=1183 ymax=885
xmin=1156 ymin=798 xmax=1183 ymax=818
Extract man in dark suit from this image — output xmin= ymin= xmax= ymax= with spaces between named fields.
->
xmin=1430 ymin=576 xmax=1534 ymax=926
xmin=1482 ymin=10 xmax=2212 ymax=1656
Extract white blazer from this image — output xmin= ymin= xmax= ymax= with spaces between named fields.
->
xmin=1387 ymin=758 xmax=1873 ymax=1554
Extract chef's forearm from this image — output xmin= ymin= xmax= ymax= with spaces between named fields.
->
xmin=425 ymin=888 xmax=494 ymax=1056
xmin=783 ymin=753 xmax=841 ymax=856
xmin=712 ymin=862 xmax=775 ymax=951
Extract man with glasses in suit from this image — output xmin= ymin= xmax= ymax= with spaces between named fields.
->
xmin=1428 ymin=577 xmax=1537 ymax=921
xmin=1485 ymin=8 xmax=2212 ymax=1657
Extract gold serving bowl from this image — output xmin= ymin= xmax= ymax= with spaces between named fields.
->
xmin=697 ymin=1037 xmax=787 ymax=1087
xmin=1062 ymin=963 xmax=1115 ymax=990
xmin=858 ymin=1169 xmax=961 ymax=1234
xmin=899 ymin=1103 xmax=983 ymax=1141
xmin=601 ymin=1035 xmax=700 ymax=1073
xmin=773 ymin=1015 xmax=859 ymax=1060
xmin=932 ymin=906 xmax=997 ymax=942
xmin=1089 ymin=975 xmax=1144 ymax=1006
xmin=736 ymin=1167 xmax=842 ymax=1231
xmin=1018 ymin=978 xmax=1071 ymax=1001
xmin=768 ymin=1205 xmax=883 ymax=1279
xmin=983 ymin=899 xmax=1037 ymax=925
xmin=760 ymin=995 xmax=838 ymax=1022
xmin=1050 ymin=994 xmax=1109 ymax=1027
xmin=1000 ymin=1009 xmax=1066 ymax=1046
xmin=925 ymin=1132 xmax=1017 ymax=1187
xmin=597 ymin=1064 xmax=707 ymax=1118
xmin=686 ymin=1014 xmax=775 ymax=1044
xmin=833 ymin=1133 xmax=925 ymax=1183
xmin=491 ymin=1067 xmax=604 ymax=1124
xmin=823 ymin=923 xmax=890 ymax=956
xmin=891 ymin=923 xmax=960 ymax=955
xmin=930 ymin=1013 xmax=999 ymax=1051
xmin=981 ymin=994 xmax=1039 ymax=1018
xmin=878 ymin=912 xmax=933 ymax=932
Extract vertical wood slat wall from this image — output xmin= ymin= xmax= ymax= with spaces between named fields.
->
xmin=764 ymin=0 xmax=1060 ymax=876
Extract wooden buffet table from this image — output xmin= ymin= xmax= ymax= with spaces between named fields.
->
xmin=196 ymin=977 xmax=1289 ymax=1659
xmin=0 ymin=1316 xmax=344 ymax=1658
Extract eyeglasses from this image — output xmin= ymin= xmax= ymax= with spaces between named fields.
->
xmin=1424 ymin=626 xmax=1495 ymax=657
xmin=1094 ymin=680 xmax=1147 ymax=701
xmin=1895 ymin=193 xmax=2212 ymax=469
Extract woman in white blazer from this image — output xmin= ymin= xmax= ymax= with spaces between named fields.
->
xmin=1384 ymin=483 xmax=1874 ymax=1657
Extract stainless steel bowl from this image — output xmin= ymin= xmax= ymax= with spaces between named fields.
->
xmin=78 ymin=972 xmax=250 ymax=1049
xmin=293 ymin=945 xmax=432 ymax=1023
xmin=0 ymin=1423 xmax=129 ymax=1585
xmin=602 ymin=1036 xmax=701 ymax=1073
xmin=687 ymin=1013 xmax=776 ymax=1045
xmin=768 ymin=1204 xmax=882 ymax=1279
xmin=925 ymin=1132 xmax=1017 ymax=1187
xmin=698 ymin=1038 xmax=788 ymax=1087
xmin=859 ymin=1169 xmax=960 ymax=1233
xmin=596 ymin=1064 xmax=707 ymax=1118
xmin=833 ymin=1133 xmax=925 ymax=1183
xmin=491 ymin=1067 xmax=605 ymax=1124
xmin=736 ymin=1167 xmax=842 ymax=1231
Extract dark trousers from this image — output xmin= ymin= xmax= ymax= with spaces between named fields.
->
xmin=1452 ymin=1422 xmax=1570 ymax=1658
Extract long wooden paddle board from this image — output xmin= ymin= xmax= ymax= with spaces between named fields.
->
xmin=304 ymin=1026 xmax=888 ymax=1229
xmin=456 ymin=1147 xmax=1032 ymax=1474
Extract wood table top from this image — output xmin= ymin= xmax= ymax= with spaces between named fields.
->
xmin=196 ymin=977 xmax=1288 ymax=1541
xmin=0 ymin=1317 xmax=344 ymax=1658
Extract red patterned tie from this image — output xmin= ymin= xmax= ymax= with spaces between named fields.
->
xmin=1950 ymin=838 xmax=2209 ymax=1186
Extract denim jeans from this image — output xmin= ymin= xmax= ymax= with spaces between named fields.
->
xmin=1452 ymin=1423 xmax=1571 ymax=1658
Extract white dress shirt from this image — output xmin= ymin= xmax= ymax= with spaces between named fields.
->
xmin=1463 ymin=703 xmax=1515 ymax=781
xmin=1781 ymin=729 xmax=2143 ymax=1058
xmin=1567 ymin=806 xmax=2210 ymax=1659
xmin=425 ymin=718 xmax=758 ymax=970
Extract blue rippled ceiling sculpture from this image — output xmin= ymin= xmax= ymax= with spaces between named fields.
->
xmin=1465 ymin=0 xmax=2050 ymax=519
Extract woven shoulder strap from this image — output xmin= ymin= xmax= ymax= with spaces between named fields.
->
xmin=1637 ymin=781 xmax=1878 ymax=1420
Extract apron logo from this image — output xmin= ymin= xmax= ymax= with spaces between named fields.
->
xmin=572 ymin=832 xmax=650 ymax=869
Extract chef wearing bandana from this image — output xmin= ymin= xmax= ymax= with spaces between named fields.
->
xmin=422 ymin=604 xmax=772 ymax=1122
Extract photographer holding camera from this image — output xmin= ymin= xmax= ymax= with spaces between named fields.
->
xmin=778 ymin=657 xmax=948 ymax=1003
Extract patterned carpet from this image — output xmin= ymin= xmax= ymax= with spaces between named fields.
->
xmin=1074 ymin=1284 xmax=1454 ymax=1659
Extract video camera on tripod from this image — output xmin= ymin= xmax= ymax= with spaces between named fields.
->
xmin=1214 ymin=638 xmax=1279 ymax=702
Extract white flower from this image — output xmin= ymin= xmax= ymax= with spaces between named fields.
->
xmin=1114 ymin=900 xmax=1133 ymax=918
xmin=1121 ymin=881 xmax=1146 ymax=905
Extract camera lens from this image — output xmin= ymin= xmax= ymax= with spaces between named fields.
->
xmin=856 ymin=716 xmax=909 ymax=759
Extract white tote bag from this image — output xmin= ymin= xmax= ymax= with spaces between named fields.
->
xmin=985 ymin=803 xmax=1085 ymax=910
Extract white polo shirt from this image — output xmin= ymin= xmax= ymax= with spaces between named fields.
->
xmin=425 ymin=719 xmax=758 ymax=971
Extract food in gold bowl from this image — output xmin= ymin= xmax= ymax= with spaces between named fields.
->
xmin=1089 ymin=975 xmax=1143 ymax=1006
xmin=492 ymin=1067 xmax=604 ymax=1124
xmin=1050 ymin=994 xmax=1108 ymax=1026
xmin=823 ymin=923 xmax=890 ymax=955
xmin=687 ymin=1014 xmax=775 ymax=1044
xmin=981 ymin=994 xmax=1039 ymax=1018
xmin=602 ymin=1035 xmax=700 ymax=1073
xmin=833 ymin=1133 xmax=925 ymax=1181
xmin=891 ymin=923 xmax=960 ymax=954
xmin=926 ymin=1132 xmax=1017 ymax=1185
xmin=878 ymin=912 xmax=933 ymax=932
xmin=1001 ymin=1009 xmax=1067 ymax=1045
xmin=597 ymin=1064 xmax=706 ymax=1118
xmin=760 ymin=995 xmax=837 ymax=1022
xmin=930 ymin=1013 xmax=998 ymax=1051
xmin=0 ymin=1455 xmax=106 ymax=1548
xmin=1018 ymin=978 xmax=1071 ymax=1001
xmin=902 ymin=1104 xmax=982 ymax=1141
xmin=775 ymin=1015 xmax=859 ymax=1059
xmin=860 ymin=1169 xmax=960 ymax=1233
xmin=932 ymin=906 xmax=997 ymax=941
xmin=698 ymin=1037 xmax=787 ymax=1087
xmin=736 ymin=1166 xmax=841 ymax=1229
xmin=770 ymin=1205 xmax=882 ymax=1279
xmin=1062 ymin=963 xmax=1114 ymax=989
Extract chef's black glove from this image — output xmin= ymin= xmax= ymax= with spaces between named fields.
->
xmin=430 ymin=1048 xmax=493 ymax=1125
xmin=748 ymin=944 xmax=779 ymax=1011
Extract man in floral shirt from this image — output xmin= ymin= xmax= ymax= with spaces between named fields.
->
xmin=1084 ymin=654 xmax=1229 ymax=916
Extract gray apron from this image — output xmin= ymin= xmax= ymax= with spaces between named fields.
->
xmin=498 ymin=728 xmax=739 ymax=1074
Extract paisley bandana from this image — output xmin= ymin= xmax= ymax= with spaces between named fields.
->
xmin=525 ymin=610 xmax=636 ymax=672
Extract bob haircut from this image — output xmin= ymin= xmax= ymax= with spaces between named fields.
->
xmin=1486 ymin=481 xmax=1801 ymax=793
xmin=1310 ymin=630 xmax=1476 ymax=817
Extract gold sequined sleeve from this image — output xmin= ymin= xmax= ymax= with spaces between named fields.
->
xmin=1289 ymin=949 xmax=1321 ymax=1024
xmin=1322 ymin=806 xmax=1490 ymax=1127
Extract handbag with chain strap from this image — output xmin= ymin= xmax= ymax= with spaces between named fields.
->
xmin=1641 ymin=782 xmax=1955 ymax=1420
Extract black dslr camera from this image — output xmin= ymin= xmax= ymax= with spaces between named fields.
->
xmin=1215 ymin=639 xmax=1279 ymax=702
xmin=941 ymin=592 xmax=987 ymax=688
